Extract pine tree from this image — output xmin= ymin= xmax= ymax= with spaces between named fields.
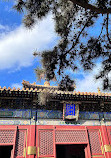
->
xmin=13 ymin=0 xmax=111 ymax=91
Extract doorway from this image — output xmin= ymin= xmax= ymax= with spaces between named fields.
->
xmin=0 ymin=145 xmax=13 ymax=158
xmin=56 ymin=144 xmax=85 ymax=158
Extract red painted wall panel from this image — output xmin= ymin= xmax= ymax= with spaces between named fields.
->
xmin=0 ymin=125 xmax=111 ymax=158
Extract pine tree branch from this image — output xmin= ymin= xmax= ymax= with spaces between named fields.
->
xmin=66 ymin=13 xmax=96 ymax=54
xmin=97 ymin=20 xmax=104 ymax=40
xmin=106 ymin=13 xmax=111 ymax=44
xmin=70 ymin=0 xmax=111 ymax=14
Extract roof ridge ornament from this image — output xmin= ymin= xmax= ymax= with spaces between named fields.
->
xmin=44 ymin=81 xmax=50 ymax=86
xmin=97 ymin=87 xmax=101 ymax=95
xmin=32 ymin=82 xmax=36 ymax=86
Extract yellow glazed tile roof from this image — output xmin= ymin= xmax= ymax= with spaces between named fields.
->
xmin=0 ymin=80 xmax=111 ymax=97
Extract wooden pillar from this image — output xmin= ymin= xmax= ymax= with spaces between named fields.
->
xmin=101 ymin=125 xmax=111 ymax=158
xmin=53 ymin=126 xmax=56 ymax=158
xmin=28 ymin=125 xmax=36 ymax=158
xmin=86 ymin=127 xmax=91 ymax=158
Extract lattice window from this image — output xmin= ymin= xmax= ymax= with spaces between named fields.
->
xmin=39 ymin=130 xmax=53 ymax=156
xmin=14 ymin=129 xmax=26 ymax=157
xmin=0 ymin=130 xmax=15 ymax=144
xmin=108 ymin=129 xmax=111 ymax=144
xmin=88 ymin=130 xmax=102 ymax=154
xmin=55 ymin=130 xmax=87 ymax=143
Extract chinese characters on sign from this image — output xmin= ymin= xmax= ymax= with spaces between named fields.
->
xmin=65 ymin=103 xmax=79 ymax=120
xmin=66 ymin=104 xmax=75 ymax=116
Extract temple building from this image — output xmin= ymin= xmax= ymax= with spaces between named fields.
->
xmin=0 ymin=80 xmax=111 ymax=158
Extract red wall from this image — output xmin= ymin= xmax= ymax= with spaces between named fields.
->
xmin=0 ymin=125 xmax=111 ymax=158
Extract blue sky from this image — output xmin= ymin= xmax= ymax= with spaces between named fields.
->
xmin=0 ymin=1 xmax=109 ymax=92
xmin=0 ymin=1 xmax=57 ymax=88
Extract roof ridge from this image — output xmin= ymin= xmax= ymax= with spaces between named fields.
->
xmin=22 ymin=80 xmax=58 ymax=88
xmin=0 ymin=85 xmax=111 ymax=96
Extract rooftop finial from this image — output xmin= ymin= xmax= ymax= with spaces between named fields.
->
xmin=44 ymin=81 xmax=50 ymax=86
xmin=97 ymin=87 xmax=101 ymax=94
xmin=33 ymin=82 xmax=36 ymax=86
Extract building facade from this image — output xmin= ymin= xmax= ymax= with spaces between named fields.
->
xmin=0 ymin=80 xmax=111 ymax=158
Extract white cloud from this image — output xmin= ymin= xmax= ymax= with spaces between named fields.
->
xmin=11 ymin=83 xmax=22 ymax=89
xmin=0 ymin=24 xmax=11 ymax=37
xmin=0 ymin=24 xmax=7 ymax=30
xmin=0 ymin=14 xmax=57 ymax=70
xmin=76 ymin=63 xmax=111 ymax=93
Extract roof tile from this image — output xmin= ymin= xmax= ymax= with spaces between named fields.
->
xmin=0 ymin=81 xmax=111 ymax=98
xmin=8 ymin=87 xmax=11 ymax=90
xmin=13 ymin=87 xmax=16 ymax=90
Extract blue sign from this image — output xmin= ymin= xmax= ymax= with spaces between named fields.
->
xmin=65 ymin=104 xmax=75 ymax=116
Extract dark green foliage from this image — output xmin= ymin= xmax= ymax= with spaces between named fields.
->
xmin=59 ymin=75 xmax=75 ymax=91
xmin=13 ymin=0 xmax=111 ymax=91
xmin=41 ymin=48 xmax=58 ymax=80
